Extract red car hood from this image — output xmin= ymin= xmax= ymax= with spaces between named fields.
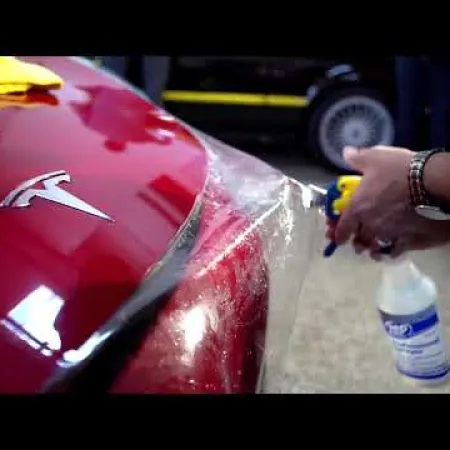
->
xmin=0 ymin=57 xmax=208 ymax=392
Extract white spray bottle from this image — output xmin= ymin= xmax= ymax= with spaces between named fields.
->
xmin=376 ymin=251 xmax=449 ymax=386
xmin=309 ymin=175 xmax=450 ymax=386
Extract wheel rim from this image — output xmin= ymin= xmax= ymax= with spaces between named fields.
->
xmin=318 ymin=95 xmax=394 ymax=169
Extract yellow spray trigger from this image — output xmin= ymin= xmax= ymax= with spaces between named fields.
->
xmin=336 ymin=175 xmax=362 ymax=193
xmin=332 ymin=175 xmax=362 ymax=215
xmin=0 ymin=57 xmax=64 ymax=95
xmin=322 ymin=175 xmax=362 ymax=257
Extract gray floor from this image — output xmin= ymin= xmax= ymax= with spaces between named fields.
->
xmin=254 ymin=150 xmax=450 ymax=394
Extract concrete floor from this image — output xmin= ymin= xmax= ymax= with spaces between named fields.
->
xmin=245 ymin=148 xmax=450 ymax=394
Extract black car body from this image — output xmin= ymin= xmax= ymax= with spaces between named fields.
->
xmin=161 ymin=57 xmax=397 ymax=170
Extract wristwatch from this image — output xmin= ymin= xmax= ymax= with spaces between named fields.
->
xmin=409 ymin=148 xmax=450 ymax=220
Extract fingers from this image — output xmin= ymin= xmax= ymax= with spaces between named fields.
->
xmin=352 ymin=237 xmax=367 ymax=254
xmin=334 ymin=207 xmax=360 ymax=245
xmin=333 ymin=174 xmax=370 ymax=245
xmin=327 ymin=144 xmax=410 ymax=253
xmin=325 ymin=221 xmax=336 ymax=240
xmin=354 ymin=235 xmax=392 ymax=260
xmin=390 ymin=244 xmax=405 ymax=259
xmin=332 ymin=195 xmax=375 ymax=247
xmin=331 ymin=219 xmax=402 ymax=260
xmin=370 ymin=145 xmax=410 ymax=153
xmin=370 ymin=239 xmax=405 ymax=260
xmin=343 ymin=146 xmax=365 ymax=173
xmin=390 ymin=235 xmax=429 ymax=258
xmin=369 ymin=249 xmax=384 ymax=261
xmin=325 ymin=228 xmax=334 ymax=240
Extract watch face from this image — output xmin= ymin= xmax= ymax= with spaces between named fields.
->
xmin=415 ymin=205 xmax=450 ymax=220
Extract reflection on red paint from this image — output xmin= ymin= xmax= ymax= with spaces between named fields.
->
xmin=1 ymin=285 xmax=63 ymax=357
xmin=69 ymin=86 xmax=176 ymax=151
xmin=150 ymin=175 xmax=196 ymax=218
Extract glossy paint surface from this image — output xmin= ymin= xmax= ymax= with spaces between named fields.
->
xmin=109 ymin=181 xmax=268 ymax=394
xmin=0 ymin=57 xmax=268 ymax=393
xmin=0 ymin=57 xmax=208 ymax=392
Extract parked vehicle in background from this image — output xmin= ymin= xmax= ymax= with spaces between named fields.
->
xmin=160 ymin=57 xmax=397 ymax=171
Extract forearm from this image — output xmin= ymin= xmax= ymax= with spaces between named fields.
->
xmin=423 ymin=152 xmax=450 ymax=204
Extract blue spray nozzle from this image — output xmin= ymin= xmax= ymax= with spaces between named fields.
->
xmin=319 ymin=176 xmax=364 ymax=258
xmin=323 ymin=241 xmax=338 ymax=258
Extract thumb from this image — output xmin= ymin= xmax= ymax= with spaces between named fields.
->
xmin=343 ymin=146 xmax=367 ymax=172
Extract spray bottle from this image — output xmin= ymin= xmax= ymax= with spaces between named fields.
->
xmin=309 ymin=176 xmax=450 ymax=386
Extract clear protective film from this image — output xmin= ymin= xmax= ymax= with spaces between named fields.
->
xmin=39 ymin=120 xmax=318 ymax=394
xmin=191 ymin=133 xmax=450 ymax=394
xmin=196 ymin=133 xmax=319 ymax=394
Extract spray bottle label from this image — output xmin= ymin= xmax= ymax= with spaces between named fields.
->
xmin=379 ymin=304 xmax=450 ymax=380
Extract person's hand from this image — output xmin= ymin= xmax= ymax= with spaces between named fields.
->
xmin=327 ymin=145 xmax=450 ymax=259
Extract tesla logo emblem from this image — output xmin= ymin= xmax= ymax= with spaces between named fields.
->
xmin=0 ymin=170 xmax=112 ymax=221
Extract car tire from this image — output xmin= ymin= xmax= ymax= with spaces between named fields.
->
xmin=307 ymin=86 xmax=395 ymax=172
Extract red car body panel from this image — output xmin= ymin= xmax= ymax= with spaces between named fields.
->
xmin=110 ymin=183 xmax=268 ymax=394
xmin=0 ymin=57 xmax=268 ymax=393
